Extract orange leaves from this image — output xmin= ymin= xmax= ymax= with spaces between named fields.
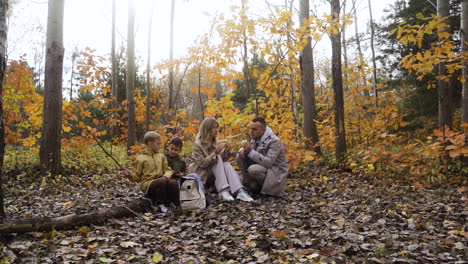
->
xmin=433 ymin=127 xmax=468 ymax=159
xmin=3 ymin=60 xmax=43 ymax=145
xmin=396 ymin=14 xmax=461 ymax=88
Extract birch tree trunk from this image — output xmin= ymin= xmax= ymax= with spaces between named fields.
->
xmin=242 ymin=0 xmax=251 ymax=98
xmin=285 ymin=0 xmax=299 ymax=137
xmin=111 ymin=0 xmax=118 ymax=141
xmin=0 ymin=0 xmax=8 ymax=218
xmin=351 ymin=0 xmax=366 ymax=94
xmin=69 ymin=48 xmax=78 ymax=102
xmin=126 ymin=0 xmax=136 ymax=151
xmin=300 ymin=0 xmax=321 ymax=154
xmin=437 ymin=0 xmax=452 ymax=129
xmin=330 ymin=0 xmax=347 ymax=163
xmin=368 ymin=0 xmax=378 ymax=107
xmin=146 ymin=1 xmax=154 ymax=131
xmin=39 ymin=0 xmax=64 ymax=174
xmin=168 ymin=0 xmax=175 ymax=110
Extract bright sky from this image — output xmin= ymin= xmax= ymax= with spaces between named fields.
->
xmin=8 ymin=0 xmax=395 ymax=76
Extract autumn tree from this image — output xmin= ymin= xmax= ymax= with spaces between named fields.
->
xmin=126 ymin=0 xmax=136 ymax=151
xmin=40 ymin=0 xmax=65 ymax=174
xmin=299 ymin=0 xmax=321 ymax=154
xmin=438 ymin=0 xmax=452 ymax=129
xmin=377 ymin=0 xmax=461 ymax=129
xmin=329 ymin=0 xmax=347 ymax=163
xmin=0 ymin=0 xmax=8 ymax=218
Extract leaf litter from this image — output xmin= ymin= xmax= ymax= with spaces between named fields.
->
xmin=1 ymin=168 xmax=466 ymax=263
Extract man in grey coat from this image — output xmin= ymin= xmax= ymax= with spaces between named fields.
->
xmin=236 ymin=117 xmax=289 ymax=196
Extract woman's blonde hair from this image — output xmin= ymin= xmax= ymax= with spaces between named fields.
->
xmin=195 ymin=117 xmax=219 ymax=146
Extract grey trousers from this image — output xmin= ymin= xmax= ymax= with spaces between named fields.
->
xmin=235 ymin=154 xmax=267 ymax=192
xmin=212 ymin=155 xmax=243 ymax=194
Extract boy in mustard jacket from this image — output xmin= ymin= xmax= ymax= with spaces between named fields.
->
xmin=125 ymin=131 xmax=178 ymax=212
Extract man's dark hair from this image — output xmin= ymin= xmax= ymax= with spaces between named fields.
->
xmin=168 ymin=136 xmax=183 ymax=148
xmin=252 ymin=117 xmax=267 ymax=127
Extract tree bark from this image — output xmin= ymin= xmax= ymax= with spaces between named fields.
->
xmin=368 ymin=0 xmax=378 ymax=107
xmin=438 ymin=0 xmax=452 ymax=129
xmin=242 ymin=0 xmax=252 ymax=100
xmin=284 ymin=0 xmax=299 ymax=137
xmin=146 ymin=1 xmax=155 ymax=132
xmin=0 ymin=198 xmax=151 ymax=234
xmin=462 ymin=0 xmax=468 ymax=162
xmin=461 ymin=0 xmax=468 ymax=131
xmin=300 ymin=0 xmax=321 ymax=154
xmin=0 ymin=0 xmax=8 ymax=219
xmin=126 ymin=0 xmax=136 ymax=151
xmin=168 ymin=0 xmax=175 ymax=110
xmin=198 ymin=66 xmax=204 ymax=120
xmin=39 ymin=0 xmax=64 ymax=174
xmin=69 ymin=48 xmax=78 ymax=102
xmin=111 ymin=0 xmax=118 ymax=142
xmin=351 ymin=0 xmax=366 ymax=94
xmin=342 ymin=0 xmax=348 ymax=90
xmin=330 ymin=0 xmax=347 ymax=163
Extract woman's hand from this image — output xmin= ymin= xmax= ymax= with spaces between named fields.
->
xmin=224 ymin=142 xmax=231 ymax=152
xmin=215 ymin=143 xmax=226 ymax=155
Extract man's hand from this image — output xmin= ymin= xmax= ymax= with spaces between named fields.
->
xmin=242 ymin=142 xmax=252 ymax=154
xmin=239 ymin=140 xmax=252 ymax=158
xmin=238 ymin=147 xmax=246 ymax=158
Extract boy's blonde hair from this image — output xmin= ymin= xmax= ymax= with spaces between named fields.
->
xmin=143 ymin=131 xmax=161 ymax=144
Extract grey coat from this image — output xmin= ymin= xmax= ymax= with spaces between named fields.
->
xmin=247 ymin=127 xmax=288 ymax=196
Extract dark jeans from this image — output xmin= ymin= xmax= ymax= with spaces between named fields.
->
xmin=147 ymin=177 xmax=179 ymax=205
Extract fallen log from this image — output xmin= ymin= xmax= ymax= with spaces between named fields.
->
xmin=0 ymin=198 xmax=151 ymax=234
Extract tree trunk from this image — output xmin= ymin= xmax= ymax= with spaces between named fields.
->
xmin=242 ymin=0 xmax=252 ymax=100
xmin=284 ymin=0 xmax=299 ymax=137
xmin=111 ymin=0 xmax=118 ymax=143
xmin=438 ymin=0 xmax=452 ymax=129
xmin=342 ymin=0 xmax=348 ymax=90
xmin=0 ymin=198 xmax=151 ymax=234
xmin=198 ymin=66 xmax=204 ymax=119
xmin=70 ymin=48 xmax=78 ymax=102
xmin=146 ymin=1 xmax=154 ymax=132
xmin=300 ymin=0 xmax=321 ymax=154
xmin=461 ymin=0 xmax=468 ymax=161
xmin=0 ymin=0 xmax=8 ymax=219
xmin=368 ymin=0 xmax=378 ymax=107
xmin=39 ymin=0 xmax=64 ymax=174
xmin=126 ymin=0 xmax=136 ymax=151
xmin=168 ymin=0 xmax=175 ymax=110
xmin=330 ymin=0 xmax=347 ymax=163
xmin=352 ymin=0 xmax=367 ymax=94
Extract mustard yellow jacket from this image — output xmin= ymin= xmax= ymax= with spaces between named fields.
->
xmin=130 ymin=150 xmax=173 ymax=195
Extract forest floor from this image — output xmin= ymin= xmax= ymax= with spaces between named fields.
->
xmin=1 ymin=168 xmax=467 ymax=263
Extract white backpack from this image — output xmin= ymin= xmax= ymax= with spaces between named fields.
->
xmin=179 ymin=174 xmax=206 ymax=211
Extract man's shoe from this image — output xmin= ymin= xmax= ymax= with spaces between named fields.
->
xmin=218 ymin=190 xmax=234 ymax=201
xmin=236 ymin=189 xmax=254 ymax=202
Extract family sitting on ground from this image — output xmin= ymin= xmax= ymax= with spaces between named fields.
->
xmin=124 ymin=117 xmax=288 ymax=211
